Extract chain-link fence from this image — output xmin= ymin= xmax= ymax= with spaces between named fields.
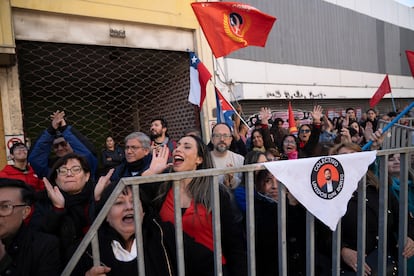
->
xmin=16 ymin=40 xmax=198 ymax=160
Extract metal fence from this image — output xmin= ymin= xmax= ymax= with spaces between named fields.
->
xmin=62 ymin=147 xmax=414 ymax=276
xmin=378 ymin=119 xmax=414 ymax=149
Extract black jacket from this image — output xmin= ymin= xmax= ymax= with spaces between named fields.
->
xmin=32 ymin=181 xmax=94 ymax=264
xmin=0 ymin=225 xmax=61 ymax=276
xmin=156 ymin=184 xmax=248 ymax=276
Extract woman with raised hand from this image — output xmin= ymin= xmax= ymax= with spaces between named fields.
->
xmin=37 ymin=153 xmax=113 ymax=265
xmin=153 ymin=135 xmax=247 ymax=276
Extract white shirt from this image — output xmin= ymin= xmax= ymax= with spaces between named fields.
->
xmin=211 ymin=150 xmax=244 ymax=189
xmin=111 ymin=239 xmax=137 ymax=261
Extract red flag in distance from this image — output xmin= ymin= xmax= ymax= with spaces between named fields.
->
xmin=369 ymin=75 xmax=391 ymax=108
xmin=288 ymin=101 xmax=298 ymax=135
xmin=191 ymin=2 xmax=276 ymax=58
xmin=406 ymin=50 xmax=414 ymax=77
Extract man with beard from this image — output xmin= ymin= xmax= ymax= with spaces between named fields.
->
xmin=149 ymin=118 xmax=176 ymax=162
xmin=320 ymin=168 xmax=339 ymax=193
xmin=210 ymin=123 xmax=244 ymax=189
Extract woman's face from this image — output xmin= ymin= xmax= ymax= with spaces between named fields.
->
xmin=350 ymin=122 xmax=359 ymax=132
xmin=252 ymin=130 xmax=264 ymax=148
xmin=298 ymin=126 xmax=311 ymax=142
xmin=263 ymin=173 xmax=278 ymax=200
xmin=172 ymin=136 xmax=203 ymax=172
xmin=55 ymin=158 xmax=90 ymax=195
xmin=106 ymin=137 xmax=115 ymax=149
xmin=257 ymin=154 xmax=268 ymax=163
xmin=388 ymin=154 xmax=400 ymax=176
xmin=283 ymin=136 xmax=297 ymax=153
xmin=107 ymin=187 xmax=142 ymax=242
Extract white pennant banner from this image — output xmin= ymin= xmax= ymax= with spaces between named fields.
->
xmin=264 ymin=151 xmax=377 ymax=231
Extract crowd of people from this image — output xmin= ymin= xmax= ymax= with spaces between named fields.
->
xmin=0 ymin=105 xmax=413 ymax=275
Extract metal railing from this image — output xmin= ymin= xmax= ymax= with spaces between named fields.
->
xmin=378 ymin=119 xmax=414 ymax=149
xmin=62 ymin=147 xmax=414 ymax=276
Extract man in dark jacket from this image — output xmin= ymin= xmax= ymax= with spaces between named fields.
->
xmin=110 ymin=131 xmax=154 ymax=184
xmin=0 ymin=178 xmax=61 ymax=275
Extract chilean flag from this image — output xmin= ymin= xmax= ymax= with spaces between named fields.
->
xmin=215 ymin=87 xmax=235 ymax=128
xmin=188 ymin=52 xmax=212 ymax=109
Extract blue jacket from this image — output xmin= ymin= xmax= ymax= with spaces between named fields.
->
xmin=28 ymin=125 xmax=98 ymax=180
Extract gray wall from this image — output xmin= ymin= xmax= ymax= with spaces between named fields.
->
xmin=228 ymin=0 xmax=414 ymax=76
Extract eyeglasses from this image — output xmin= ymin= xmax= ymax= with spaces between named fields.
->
xmin=125 ymin=145 xmax=144 ymax=152
xmin=299 ymin=129 xmax=311 ymax=134
xmin=53 ymin=141 xmax=68 ymax=149
xmin=0 ymin=203 xmax=28 ymax=216
xmin=57 ymin=165 xmax=83 ymax=176
xmin=283 ymin=140 xmax=296 ymax=145
xmin=212 ymin=134 xmax=232 ymax=140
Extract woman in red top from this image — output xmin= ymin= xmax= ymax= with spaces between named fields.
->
xmin=153 ymin=135 xmax=247 ymax=276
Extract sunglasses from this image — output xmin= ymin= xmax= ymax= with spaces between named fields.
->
xmin=53 ymin=141 xmax=68 ymax=149
xmin=299 ymin=129 xmax=311 ymax=134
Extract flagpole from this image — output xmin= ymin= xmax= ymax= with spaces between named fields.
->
xmin=390 ymin=92 xmax=397 ymax=112
xmin=217 ymin=88 xmax=251 ymax=129
xmin=212 ymin=60 xmax=251 ymax=129
xmin=362 ymin=101 xmax=414 ymax=150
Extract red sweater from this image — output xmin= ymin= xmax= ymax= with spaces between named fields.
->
xmin=159 ymin=188 xmax=226 ymax=264
xmin=0 ymin=164 xmax=45 ymax=191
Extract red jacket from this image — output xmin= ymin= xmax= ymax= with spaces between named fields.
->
xmin=0 ymin=164 xmax=45 ymax=191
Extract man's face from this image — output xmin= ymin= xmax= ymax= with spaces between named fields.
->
xmin=211 ymin=124 xmax=232 ymax=153
xmin=150 ymin=120 xmax=166 ymax=139
xmin=324 ymin=169 xmax=332 ymax=181
xmin=0 ymin=187 xmax=30 ymax=239
xmin=53 ymin=137 xmax=73 ymax=157
xmin=125 ymin=138 xmax=150 ymax=163
xmin=11 ymin=145 xmax=28 ymax=162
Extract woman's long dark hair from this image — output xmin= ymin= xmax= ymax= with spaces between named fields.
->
xmin=155 ymin=135 xmax=215 ymax=212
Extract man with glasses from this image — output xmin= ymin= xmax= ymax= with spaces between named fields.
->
xmin=0 ymin=142 xmax=44 ymax=192
xmin=28 ymin=110 xmax=97 ymax=180
xmin=0 ymin=178 xmax=61 ymax=275
xmin=110 ymin=131 xmax=162 ymax=184
xmin=210 ymin=123 xmax=244 ymax=189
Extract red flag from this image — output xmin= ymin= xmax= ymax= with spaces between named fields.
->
xmin=369 ymin=75 xmax=391 ymax=108
xmin=288 ymin=101 xmax=298 ymax=135
xmin=406 ymin=50 xmax=414 ymax=77
xmin=191 ymin=2 xmax=276 ymax=58
xmin=188 ymin=52 xmax=212 ymax=109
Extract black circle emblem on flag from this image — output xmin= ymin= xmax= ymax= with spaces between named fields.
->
xmin=229 ymin=13 xmax=243 ymax=36
xmin=311 ymin=156 xmax=344 ymax=200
